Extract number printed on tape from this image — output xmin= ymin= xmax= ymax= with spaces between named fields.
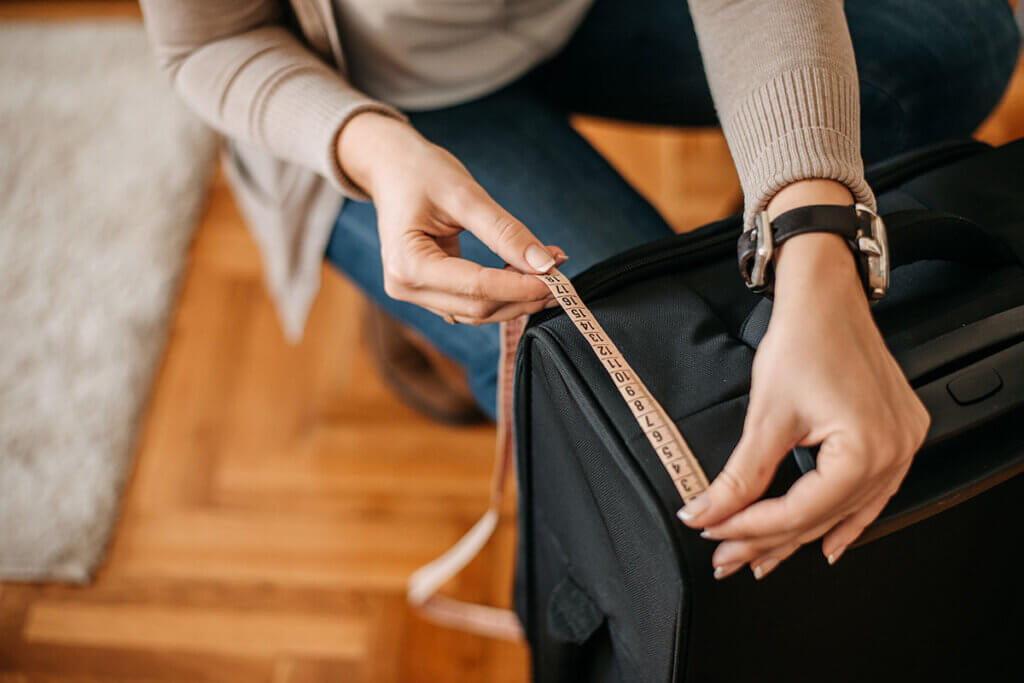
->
xmin=535 ymin=269 xmax=710 ymax=502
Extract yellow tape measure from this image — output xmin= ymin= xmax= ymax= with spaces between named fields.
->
xmin=537 ymin=269 xmax=710 ymax=503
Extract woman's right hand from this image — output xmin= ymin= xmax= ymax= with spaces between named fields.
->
xmin=337 ymin=112 xmax=563 ymax=324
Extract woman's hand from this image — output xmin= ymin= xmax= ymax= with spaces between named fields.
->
xmin=678 ymin=231 xmax=929 ymax=580
xmin=337 ymin=112 xmax=563 ymax=324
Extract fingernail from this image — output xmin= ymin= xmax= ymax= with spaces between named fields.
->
xmin=752 ymin=557 xmax=781 ymax=580
xmin=544 ymin=299 xmax=560 ymax=309
xmin=713 ymin=561 xmax=744 ymax=580
xmin=827 ymin=544 xmax=847 ymax=565
xmin=676 ymin=494 xmax=709 ymax=523
xmin=525 ymin=245 xmax=556 ymax=273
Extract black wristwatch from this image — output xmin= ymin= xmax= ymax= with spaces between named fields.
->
xmin=737 ymin=203 xmax=890 ymax=301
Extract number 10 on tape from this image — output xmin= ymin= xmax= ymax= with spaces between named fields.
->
xmin=536 ymin=270 xmax=710 ymax=503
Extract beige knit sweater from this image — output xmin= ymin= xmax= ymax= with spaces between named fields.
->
xmin=139 ymin=0 xmax=875 ymax=340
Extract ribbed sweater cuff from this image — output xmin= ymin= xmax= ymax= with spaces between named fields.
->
xmin=323 ymin=100 xmax=409 ymax=201
xmin=257 ymin=65 xmax=407 ymax=200
xmin=725 ymin=64 xmax=876 ymax=230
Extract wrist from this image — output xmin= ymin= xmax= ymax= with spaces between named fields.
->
xmin=773 ymin=232 xmax=865 ymax=306
xmin=337 ymin=111 xmax=422 ymax=197
xmin=765 ymin=179 xmax=854 ymax=222
xmin=763 ymin=178 xmax=864 ymax=303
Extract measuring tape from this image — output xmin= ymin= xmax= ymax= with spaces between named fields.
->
xmin=536 ymin=268 xmax=710 ymax=503
xmin=408 ymin=266 xmax=710 ymax=639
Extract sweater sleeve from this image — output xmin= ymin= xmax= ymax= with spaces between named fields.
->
xmin=687 ymin=0 xmax=876 ymax=229
xmin=138 ymin=0 xmax=406 ymax=200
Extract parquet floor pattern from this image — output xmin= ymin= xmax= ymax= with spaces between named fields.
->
xmin=1 ymin=2 xmax=1021 ymax=680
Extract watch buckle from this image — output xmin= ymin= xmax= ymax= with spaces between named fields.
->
xmin=854 ymin=203 xmax=889 ymax=301
xmin=747 ymin=210 xmax=774 ymax=290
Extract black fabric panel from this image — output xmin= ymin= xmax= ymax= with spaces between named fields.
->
xmin=516 ymin=138 xmax=1024 ymax=682
xmin=540 ymin=278 xmax=754 ymax=424
xmin=522 ymin=346 xmax=682 ymax=683
xmin=682 ymin=474 xmax=1024 ymax=683
xmin=884 ymin=210 xmax=1016 ymax=268
xmin=898 ymin=139 xmax=1024 ymax=239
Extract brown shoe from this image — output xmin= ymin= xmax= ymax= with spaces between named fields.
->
xmin=364 ymin=304 xmax=488 ymax=425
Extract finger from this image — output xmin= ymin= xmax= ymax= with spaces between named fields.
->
xmin=402 ymin=287 xmax=553 ymax=324
xmin=548 ymin=245 xmax=569 ymax=265
xmin=704 ymin=507 xmax=853 ymax=557
xmin=711 ymin=514 xmax=841 ymax=574
xmin=425 ymin=299 xmax=555 ymax=325
xmin=749 ymin=543 xmax=801 ymax=580
xmin=821 ymin=489 xmax=893 ymax=564
xmin=400 ymin=236 xmax=552 ymax=302
xmin=503 ymin=244 xmax=568 ymax=273
xmin=421 ymin=300 xmax=557 ymax=324
xmin=437 ymin=232 xmax=461 ymax=258
xmin=698 ymin=434 xmax=872 ymax=540
xmin=677 ymin=411 xmax=802 ymax=529
xmin=395 ymin=280 xmax=549 ymax=312
xmin=448 ymin=297 xmax=560 ymax=325
xmin=442 ymin=188 xmax=560 ymax=274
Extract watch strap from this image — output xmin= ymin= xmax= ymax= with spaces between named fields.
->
xmin=770 ymin=204 xmax=867 ymax=245
xmin=738 ymin=204 xmax=875 ymax=298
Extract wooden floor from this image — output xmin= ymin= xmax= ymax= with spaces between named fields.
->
xmin=1 ymin=3 xmax=1023 ymax=681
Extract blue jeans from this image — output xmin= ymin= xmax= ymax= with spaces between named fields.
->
xmin=326 ymin=0 xmax=1020 ymax=418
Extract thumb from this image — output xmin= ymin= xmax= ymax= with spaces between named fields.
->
xmin=446 ymin=188 xmax=557 ymax=274
xmin=678 ymin=412 xmax=801 ymax=528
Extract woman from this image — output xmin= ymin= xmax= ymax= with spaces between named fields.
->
xmin=140 ymin=0 xmax=1019 ymax=580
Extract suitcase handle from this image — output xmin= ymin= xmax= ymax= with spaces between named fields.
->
xmin=914 ymin=339 xmax=1024 ymax=444
xmin=898 ymin=304 xmax=1024 ymax=385
xmin=738 ymin=209 xmax=1016 ymax=350
xmin=884 ymin=209 xmax=1016 ymax=269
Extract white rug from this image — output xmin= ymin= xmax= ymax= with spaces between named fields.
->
xmin=0 ymin=22 xmax=217 ymax=582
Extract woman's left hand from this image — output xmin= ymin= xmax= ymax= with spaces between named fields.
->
xmin=677 ymin=231 xmax=930 ymax=580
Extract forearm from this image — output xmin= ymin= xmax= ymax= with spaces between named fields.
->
xmin=687 ymin=0 xmax=876 ymax=228
xmin=139 ymin=0 xmax=405 ymax=197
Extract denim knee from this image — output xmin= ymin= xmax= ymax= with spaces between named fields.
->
xmin=854 ymin=0 xmax=1020 ymax=160
xmin=929 ymin=0 xmax=1021 ymax=131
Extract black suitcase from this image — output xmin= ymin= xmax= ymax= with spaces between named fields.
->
xmin=512 ymin=139 xmax=1024 ymax=682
